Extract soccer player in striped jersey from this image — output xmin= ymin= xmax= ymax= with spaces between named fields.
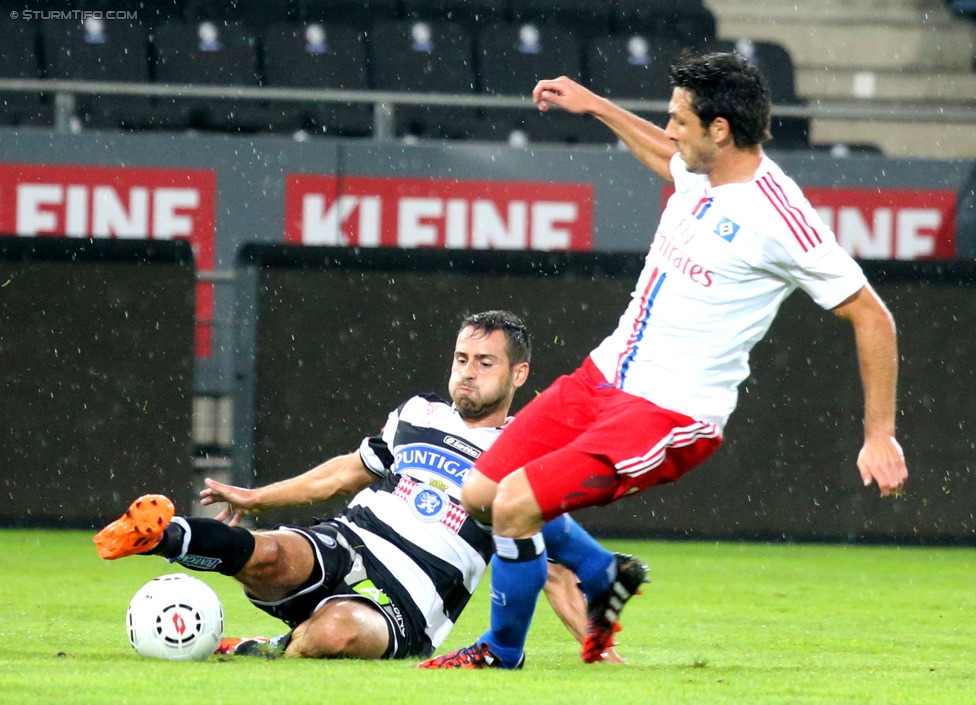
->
xmin=95 ymin=310 xmax=628 ymax=662
xmin=419 ymin=52 xmax=908 ymax=670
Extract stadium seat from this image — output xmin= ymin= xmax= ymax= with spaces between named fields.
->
xmin=82 ymin=0 xmax=185 ymax=33
xmin=155 ymin=21 xmax=290 ymax=132
xmin=509 ymin=0 xmax=612 ymax=39
xmin=735 ymin=38 xmax=800 ymax=104
xmin=402 ymin=0 xmax=506 ymax=29
xmin=586 ymin=34 xmax=687 ymax=101
xmin=710 ymin=38 xmax=810 ymax=150
xmin=368 ymin=19 xmax=480 ymax=139
xmin=183 ymin=0 xmax=295 ymax=30
xmin=262 ymin=22 xmax=372 ymax=136
xmin=475 ymin=21 xmax=609 ymax=144
xmin=611 ymin=0 xmax=716 ymax=44
xmin=478 ymin=21 xmax=584 ymax=94
xmin=154 ymin=21 xmax=260 ymax=85
xmin=296 ymin=0 xmax=400 ymax=26
xmin=41 ymin=18 xmax=189 ymax=131
xmin=0 ymin=22 xmax=49 ymax=126
xmin=584 ymin=34 xmax=689 ymax=132
xmin=182 ymin=0 xmax=244 ymax=24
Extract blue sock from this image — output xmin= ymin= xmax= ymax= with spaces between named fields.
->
xmin=541 ymin=515 xmax=615 ymax=600
xmin=479 ymin=534 xmax=547 ymax=668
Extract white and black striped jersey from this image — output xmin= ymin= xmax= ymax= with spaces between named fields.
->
xmin=331 ymin=394 xmax=503 ymax=652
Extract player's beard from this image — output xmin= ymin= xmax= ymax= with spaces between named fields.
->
xmin=452 ymin=377 xmax=512 ymax=422
xmin=681 ymin=130 xmax=718 ymax=175
xmin=682 ymin=145 xmax=715 ymax=175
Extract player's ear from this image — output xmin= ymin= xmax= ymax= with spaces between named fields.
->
xmin=512 ymin=362 xmax=529 ymax=388
xmin=709 ymin=116 xmax=732 ymax=144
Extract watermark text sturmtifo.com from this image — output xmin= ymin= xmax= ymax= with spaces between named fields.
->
xmin=9 ymin=10 xmax=138 ymax=21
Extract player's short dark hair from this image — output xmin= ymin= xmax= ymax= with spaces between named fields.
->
xmin=459 ymin=310 xmax=531 ymax=366
xmin=669 ymin=51 xmax=772 ymax=147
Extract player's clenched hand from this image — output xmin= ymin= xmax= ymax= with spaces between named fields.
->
xmin=532 ymin=76 xmax=599 ymax=114
xmin=857 ymin=435 xmax=907 ymax=497
xmin=199 ymin=477 xmax=262 ymax=526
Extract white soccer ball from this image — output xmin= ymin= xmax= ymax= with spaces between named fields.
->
xmin=126 ymin=573 xmax=224 ymax=661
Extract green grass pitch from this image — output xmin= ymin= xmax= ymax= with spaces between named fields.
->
xmin=0 ymin=529 xmax=972 ymax=704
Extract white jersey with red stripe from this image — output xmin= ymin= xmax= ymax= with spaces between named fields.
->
xmin=589 ymin=153 xmax=866 ymax=430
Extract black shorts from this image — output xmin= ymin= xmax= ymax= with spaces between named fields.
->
xmin=243 ymin=522 xmax=432 ymax=659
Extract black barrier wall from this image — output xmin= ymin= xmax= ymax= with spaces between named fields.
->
xmin=235 ymin=247 xmax=975 ymax=542
xmin=0 ymin=238 xmax=196 ymax=527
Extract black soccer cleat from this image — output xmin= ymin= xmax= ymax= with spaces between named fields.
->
xmin=582 ymin=552 xmax=649 ymax=663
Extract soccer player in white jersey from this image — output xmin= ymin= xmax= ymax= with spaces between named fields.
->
xmin=95 ymin=311 xmax=628 ymax=662
xmin=420 ymin=52 xmax=908 ymax=670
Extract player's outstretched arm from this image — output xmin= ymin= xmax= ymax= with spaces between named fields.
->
xmin=831 ymin=284 xmax=908 ymax=497
xmin=200 ymin=452 xmax=375 ymax=525
xmin=532 ymin=75 xmax=677 ymax=181
xmin=543 ymin=563 xmax=624 ymax=663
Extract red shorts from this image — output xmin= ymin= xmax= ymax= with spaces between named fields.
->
xmin=477 ymin=357 xmax=723 ymax=521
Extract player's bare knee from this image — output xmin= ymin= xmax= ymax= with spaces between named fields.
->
xmin=491 ymin=500 xmax=531 ymax=537
xmin=287 ymin=601 xmax=382 ymax=659
xmin=285 ymin=619 xmax=352 ymax=658
xmin=492 ymin=474 xmax=543 ymax=538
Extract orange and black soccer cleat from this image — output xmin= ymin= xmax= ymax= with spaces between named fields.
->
xmin=417 ymin=642 xmax=523 ymax=670
xmin=93 ymin=494 xmax=175 ymax=560
xmin=215 ymin=637 xmax=270 ymax=656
